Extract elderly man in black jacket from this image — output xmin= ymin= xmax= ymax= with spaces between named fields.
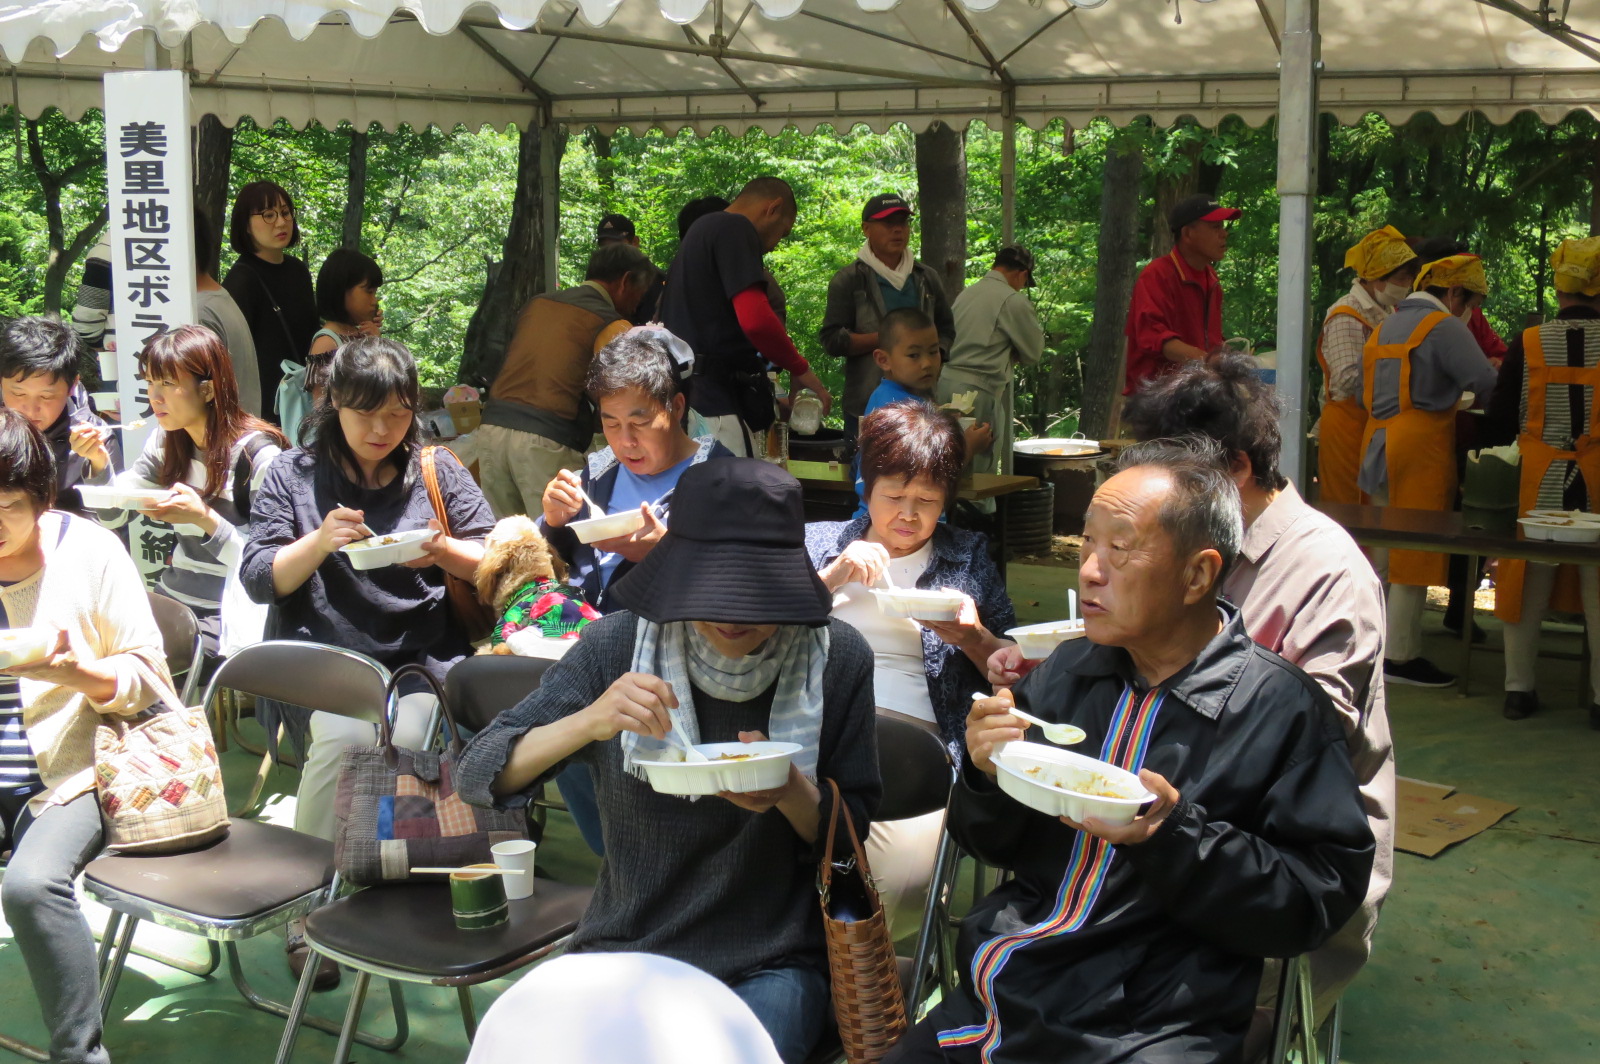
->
xmin=886 ymin=438 xmax=1374 ymax=1064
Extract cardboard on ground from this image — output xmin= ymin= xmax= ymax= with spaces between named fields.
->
xmin=1395 ymin=776 xmax=1518 ymax=858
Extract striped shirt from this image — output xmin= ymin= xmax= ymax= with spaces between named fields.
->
xmin=89 ymin=429 xmax=281 ymax=613
xmin=0 ymin=599 xmax=43 ymax=797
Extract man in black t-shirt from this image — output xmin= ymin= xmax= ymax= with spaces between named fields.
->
xmin=659 ymin=177 xmax=831 ymax=456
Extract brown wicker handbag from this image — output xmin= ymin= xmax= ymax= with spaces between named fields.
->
xmin=420 ymin=445 xmax=495 ymax=644
xmin=819 ymin=778 xmax=907 ymax=1063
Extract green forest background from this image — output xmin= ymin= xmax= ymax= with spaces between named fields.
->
xmin=3 ymin=107 xmax=1598 ymax=435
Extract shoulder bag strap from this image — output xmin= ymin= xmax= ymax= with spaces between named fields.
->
xmin=239 ymin=258 xmax=301 ymax=356
xmin=230 ymin=431 xmax=275 ymax=517
xmin=384 ymin=661 xmax=463 ymax=754
xmin=419 ymin=446 xmax=453 ymax=538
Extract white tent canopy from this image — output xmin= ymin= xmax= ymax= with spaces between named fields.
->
xmin=1 ymin=0 xmax=1597 ymax=135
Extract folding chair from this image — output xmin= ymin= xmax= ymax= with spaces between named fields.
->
xmin=83 ymin=641 xmax=405 ymax=1055
xmin=145 ymin=591 xmax=204 ymax=707
xmin=446 ymin=654 xmax=562 ymax=828
xmin=1247 ymin=954 xmax=1345 ymax=1064
xmin=277 ymin=651 xmax=590 ymax=1064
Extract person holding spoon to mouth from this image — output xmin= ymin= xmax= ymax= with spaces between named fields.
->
xmin=83 ymin=326 xmax=286 ymax=681
xmin=805 ymin=399 xmax=1016 ymax=936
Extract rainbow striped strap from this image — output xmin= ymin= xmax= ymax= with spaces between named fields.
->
xmin=938 ymin=683 xmax=1166 ymax=1061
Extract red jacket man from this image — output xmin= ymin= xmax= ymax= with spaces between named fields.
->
xmin=1123 ymin=195 xmax=1242 ymax=395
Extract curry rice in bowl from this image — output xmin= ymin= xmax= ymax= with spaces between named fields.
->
xmin=631 ymin=741 xmax=801 ymax=796
xmin=339 ymin=527 xmax=438 ymax=569
xmin=994 ymin=742 xmax=1156 ymax=825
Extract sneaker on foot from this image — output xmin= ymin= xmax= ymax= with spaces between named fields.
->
xmin=1502 ymin=691 xmax=1539 ymax=720
xmin=1384 ymin=657 xmax=1456 ymax=688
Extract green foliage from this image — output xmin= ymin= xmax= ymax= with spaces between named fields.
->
xmin=1 ymin=105 xmax=1596 ymax=424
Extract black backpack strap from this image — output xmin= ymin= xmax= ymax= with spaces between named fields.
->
xmin=231 ymin=431 xmax=275 ymax=519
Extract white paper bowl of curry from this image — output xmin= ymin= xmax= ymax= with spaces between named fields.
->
xmin=993 ymin=742 xmax=1155 ymax=826
xmin=569 ymin=509 xmax=646 ymax=545
xmin=631 ymin=741 xmax=801 ymax=796
xmin=339 ymin=528 xmax=438 ymax=570
xmin=871 ymin=588 xmax=964 ymax=621
xmin=1518 ymin=517 xmax=1600 ymax=543
xmin=1006 ymin=619 xmax=1088 ymax=660
xmin=0 ymin=629 xmax=54 ymax=669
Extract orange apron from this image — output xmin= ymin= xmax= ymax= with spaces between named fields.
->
xmin=1316 ymin=304 xmax=1373 ymax=505
xmin=1360 ymin=310 xmax=1456 ymax=587
xmin=1494 ymin=325 xmax=1600 ymax=623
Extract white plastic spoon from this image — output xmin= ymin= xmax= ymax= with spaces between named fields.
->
xmin=576 ymin=484 xmax=606 ymax=519
xmin=670 ymin=721 xmax=709 ymax=762
xmin=972 ymin=692 xmax=1085 ymax=746
xmin=1068 ymin=589 xmax=1079 ymax=623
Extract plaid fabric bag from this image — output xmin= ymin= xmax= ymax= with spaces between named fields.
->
xmin=334 ymin=663 xmax=528 ymax=885
xmin=94 ymin=656 xmax=230 ymax=855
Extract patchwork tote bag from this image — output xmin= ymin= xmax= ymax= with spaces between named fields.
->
xmin=334 ymin=662 xmax=529 ymax=885
xmin=94 ymin=654 xmax=230 ymax=854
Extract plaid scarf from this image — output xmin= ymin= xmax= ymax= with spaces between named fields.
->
xmin=623 ymin=618 xmax=829 ymax=788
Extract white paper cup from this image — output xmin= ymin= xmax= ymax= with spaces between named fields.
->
xmin=492 ymin=839 xmax=537 ymax=900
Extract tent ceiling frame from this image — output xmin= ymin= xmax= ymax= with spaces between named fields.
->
xmin=1474 ymin=0 xmax=1600 ymax=63
xmin=796 ymin=10 xmax=990 ymax=70
xmin=459 ymin=23 xmax=553 ymax=116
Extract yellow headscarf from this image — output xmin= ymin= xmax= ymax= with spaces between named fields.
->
xmin=1343 ymin=226 xmax=1416 ymax=281
xmin=1551 ymin=237 xmax=1600 ymax=298
xmin=1413 ymin=253 xmax=1488 ymax=295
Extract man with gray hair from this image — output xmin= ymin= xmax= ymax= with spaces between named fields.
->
xmin=886 ymin=438 xmax=1374 ymax=1064
xmin=478 ymin=242 xmax=656 ymax=517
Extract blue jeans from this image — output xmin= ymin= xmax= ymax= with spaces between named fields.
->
xmin=555 ymin=763 xmax=605 ymax=857
xmin=729 ymin=965 xmax=831 ymax=1064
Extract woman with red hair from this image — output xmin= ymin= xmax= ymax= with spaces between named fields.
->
xmin=82 ymin=325 xmax=287 ymax=677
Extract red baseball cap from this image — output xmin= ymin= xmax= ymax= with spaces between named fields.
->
xmin=863 ymin=193 xmax=914 ymax=223
xmin=1168 ymin=194 xmax=1242 ymax=233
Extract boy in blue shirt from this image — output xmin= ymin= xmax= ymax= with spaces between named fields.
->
xmin=855 ymin=307 xmax=991 ymax=514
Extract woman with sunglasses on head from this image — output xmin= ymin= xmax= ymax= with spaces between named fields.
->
xmin=222 ymin=181 xmax=319 ymax=423
xmin=82 ymin=325 xmax=287 ymax=681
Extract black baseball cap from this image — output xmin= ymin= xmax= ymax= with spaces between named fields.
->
xmin=596 ymin=213 xmax=636 ymax=242
xmin=1168 ymin=194 xmax=1242 ymax=234
xmin=862 ymin=194 xmax=913 ymax=223
xmin=994 ymin=245 xmax=1036 ymax=287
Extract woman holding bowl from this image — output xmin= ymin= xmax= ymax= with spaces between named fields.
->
xmin=82 ymin=325 xmax=286 ymax=680
xmin=460 ymin=458 xmax=879 ymax=1064
xmin=241 ymin=337 xmax=493 ymax=986
xmin=0 ymin=408 xmax=170 ymax=1064
xmin=804 ymin=398 xmax=1016 ymax=933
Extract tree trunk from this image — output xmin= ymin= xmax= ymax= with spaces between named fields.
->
xmin=1149 ymin=129 xmax=1202 ymax=260
xmin=1590 ymin=137 xmax=1600 ymax=236
xmin=194 ymin=114 xmax=234 ymax=254
xmin=1080 ymin=134 xmax=1144 ymax=440
xmin=590 ymin=128 xmax=615 ymax=206
xmin=915 ymin=120 xmax=968 ymax=302
xmin=460 ymin=123 xmax=564 ymax=388
xmin=342 ymin=128 xmax=370 ymax=251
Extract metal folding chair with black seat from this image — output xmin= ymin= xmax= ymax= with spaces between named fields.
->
xmin=275 ymin=651 xmax=591 ymax=1064
xmin=805 ymin=715 xmax=957 ymax=1064
xmin=445 ymin=654 xmax=563 ymax=829
xmin=145 ymin=591 xmax=204 ymax=707
xmin=1244 ymin=954 xmax=1344 ymax=1064
xmin=82 ymin=640 xmax=406 ymax=1057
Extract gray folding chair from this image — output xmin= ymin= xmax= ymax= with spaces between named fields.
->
xmin=277 ymin=654 xmax=589 ymax=1064
xmin=84 ymin=640 xmax=404 ymax=1055
xmin=446 ymin=654 xmax=563 ymax=826
xmin=146 ymin=591 xmax=204 ymax=707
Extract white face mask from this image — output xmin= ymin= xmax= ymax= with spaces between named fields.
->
xmin=1375 ymin=281 xmax=1410 ymax=307
xmin=1457 ymin=305 xmax=1475 ymax=325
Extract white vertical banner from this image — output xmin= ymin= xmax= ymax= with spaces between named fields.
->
xmin=103 ymin=70 xmax=197 ymax=584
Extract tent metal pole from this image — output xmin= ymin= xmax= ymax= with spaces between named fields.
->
xmin=1274 ymin=0 xmax=1319 ymax=488
xmin=1001 ymin=90 xmax=1016 ymax=245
